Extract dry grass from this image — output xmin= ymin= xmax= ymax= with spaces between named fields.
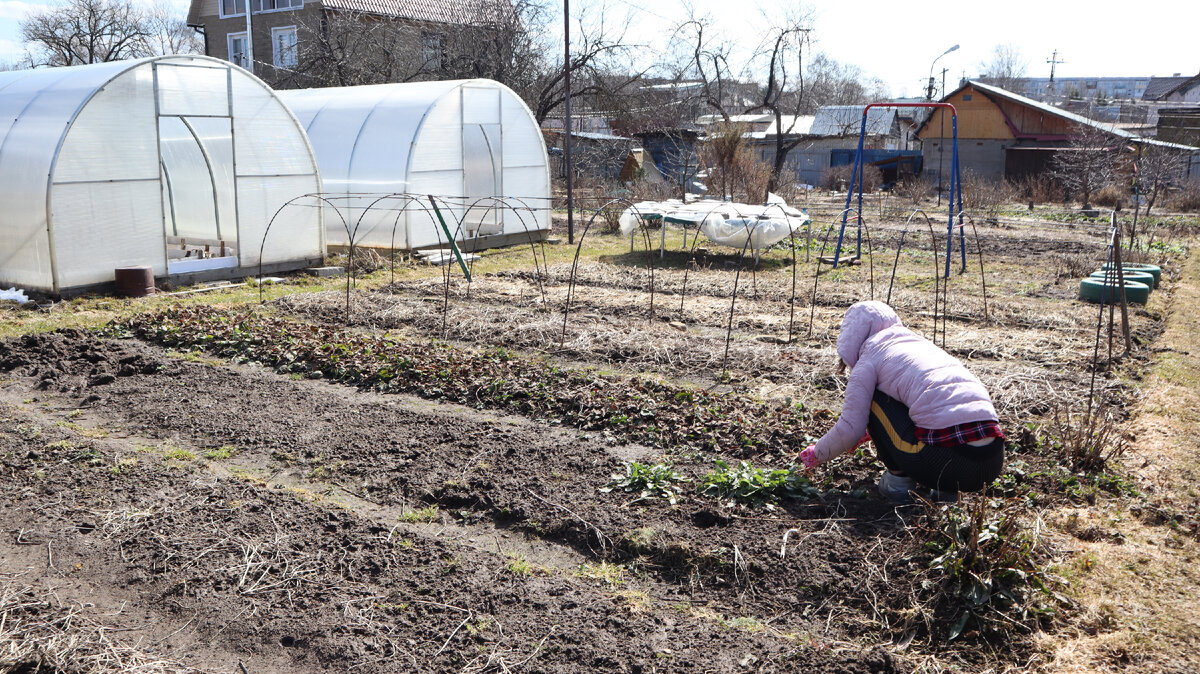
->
xmin=0 ymin=576 xmax=200 ymax=673
xmin=1035 ymin=238 xmax=1200 ymax=674
xmin=274 ymin=244 xmax=1131 ymax=425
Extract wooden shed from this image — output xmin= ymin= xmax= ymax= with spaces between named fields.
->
xmin=916 ymin=80 xmax=1140 ymax=179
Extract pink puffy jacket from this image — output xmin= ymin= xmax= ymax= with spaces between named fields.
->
xmin=811 ymin=301 xmax=999 ymax=465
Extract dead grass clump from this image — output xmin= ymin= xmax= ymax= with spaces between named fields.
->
xmin=0 ymin=579 xmax=196 ymax=673
xmin=1089 ymin=184 xmax=1128 ymax=209
xmin=328 ymin=248 xmax=394 ymax=275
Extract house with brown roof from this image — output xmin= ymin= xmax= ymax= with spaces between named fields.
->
xmin=916 ymin=80 xmax=1198 ymax=181
xmin=186 ymin=0 xmax=506 ymax=86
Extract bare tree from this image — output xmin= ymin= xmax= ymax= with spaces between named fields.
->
xmin=519 ymin=1 xmax=640 ymax=126
xmin=1134 ymin=144 xmax=1189 ymax=215
xmin=675 ymin=11 xmax=816 ymax=193
xmin=743 ymin=17 xmax=813 ymax=193
xmin=273 ymin=9 xmax=436 ymax=88
xmin=274 ymin=0 xmax=636 ymax=129
xmin=1125 ymin=143 xmax=1190 ymax=248
xmin=21 ymin=0 xmax=152 ymax=65
xmin=807 ymin=53 xmax=888 ymax=109
xmin=1050 ymin=119 xmax=1121 ymax=210
xmin=978 ymin=44 xmax=1027 ymax=93
xmin=144 ymin=4 xmax=203 ymax=56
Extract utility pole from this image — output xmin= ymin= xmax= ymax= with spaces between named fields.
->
xmin=243 ymin=0 xmax=254 ymax=74
xmin=940 ymin=67 xmax=949 ymax=99
xmin=563 ymin=0 xmax=574 ymax=244
xmin=1046 ymin=50 xmax=1065 ymax=103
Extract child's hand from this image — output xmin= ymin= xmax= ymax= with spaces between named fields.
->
xmin=799 ymin=445 xmax=820 ymax=470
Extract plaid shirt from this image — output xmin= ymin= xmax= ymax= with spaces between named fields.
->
xmin=916 ymin=420 xmax=1005 ymax=449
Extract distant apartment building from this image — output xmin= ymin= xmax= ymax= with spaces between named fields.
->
xmin=1006 ymin=76 xmax=1151 ymax=102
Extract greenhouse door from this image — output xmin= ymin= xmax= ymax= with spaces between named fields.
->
xmin=462 ymin=85 xmax=503 ymax=237
xmin=154 ymin=62 xmax=239 ymax=275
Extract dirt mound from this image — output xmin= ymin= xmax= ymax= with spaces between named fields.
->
xmin=0 ymin=333 xmax=912 ymax=673
xmin=0 ymin=329 xmax=172 ymax=392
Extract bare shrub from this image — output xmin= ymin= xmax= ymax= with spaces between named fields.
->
xmin=961 ymin=170 xmax=1015 ymax=215
xmin=625 ymin=176 xmax=677 ymax=203
xmin=893 ymin=174 xmax=933 ymax=205
xmin=1051 ymin=252 xmax=1096 ymax=279
xmin=701 ymin=124 xmax=773 ymax=203
xmin=596 ymin=201 xmax=624 ymax=234
xmin=1012 ymin=174 xmax=1064 ymax=204
xmin=821 ymin=164 xmax=882 ymax=192
xmin=1164 ymin=183 xmax=1200 ymax=212
xmin=1044 ymin=402 xmax=1126 ymax=473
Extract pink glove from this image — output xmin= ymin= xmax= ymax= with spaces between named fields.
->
xmin=799 ymin=444 xmax=820 ymax=470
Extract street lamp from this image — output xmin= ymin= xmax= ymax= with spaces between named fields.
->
xmin=926 ymin=44 xmax=959 ymax=101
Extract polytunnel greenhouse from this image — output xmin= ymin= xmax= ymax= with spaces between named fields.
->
xmin=278 ymin=79 xmax=551 ymax=250
xmin=0 ymin=55 xmax=323 ymax=294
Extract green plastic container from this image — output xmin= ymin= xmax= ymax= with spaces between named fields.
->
xmin=1100 ymin=262 xmax=1161 ymax=288
xmin=1079 ymin=277 xmax=1151 ymax=305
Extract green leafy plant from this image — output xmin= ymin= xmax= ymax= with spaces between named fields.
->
xmin=601 ymin=462 xmax=689 ymax=505
xmin=700 ymin=459 xmax=818 ymax=508
xmin=919 ymin=496 xmax=1061 ymax=642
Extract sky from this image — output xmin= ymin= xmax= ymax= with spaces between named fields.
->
xmin=605 ymin=0 xmax=1200 ymax=98
xmin=2 ymin=0 xmax=1198 ymax=98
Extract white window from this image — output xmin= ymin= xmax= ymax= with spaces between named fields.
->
xmin=272 ymin=26 xmax=298 ymax=68
xmin=221 ymin=0 xmax=246 ymax=16
xmin=227 ymin=32 xmax=249 ymax=69
xmin=421 ymin=32 xmax=444 ymax=70
xmin=221 ymin=0 xmax=301 ymax=17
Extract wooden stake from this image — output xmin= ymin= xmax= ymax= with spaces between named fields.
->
xmin=1111 ymin=218 xmax=1132 ymax=354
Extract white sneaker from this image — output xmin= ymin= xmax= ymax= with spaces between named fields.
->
xmin=877 ymin=471 xmax=916 ymax=504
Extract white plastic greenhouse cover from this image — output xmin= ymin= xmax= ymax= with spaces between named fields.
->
xmin=278 ymin=79 xmax=550 ymax=249
xmin=0 ymin=55 xmax=323 ymax=293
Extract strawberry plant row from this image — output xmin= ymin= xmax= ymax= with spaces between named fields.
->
xmin=104 ymin=307 xmax=831 ymax=456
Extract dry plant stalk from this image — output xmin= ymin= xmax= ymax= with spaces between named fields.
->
xmin=0 ymin=577 xmax=201 ymax=673
xmin=1045 ymin=402 xmax=1127 ymax=473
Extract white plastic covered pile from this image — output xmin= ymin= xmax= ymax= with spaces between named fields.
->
xmin=618 ymin=195 xmax=811 ymax=252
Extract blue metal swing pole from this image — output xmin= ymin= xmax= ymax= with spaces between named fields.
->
xmin=955 ymin=117 xmax=967 ymax=273
xmin=833 ymin=113 xmax=870 ymax=268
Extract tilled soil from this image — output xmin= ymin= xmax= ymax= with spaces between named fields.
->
xmin=0 ymin=331 xmax=908 ymax=673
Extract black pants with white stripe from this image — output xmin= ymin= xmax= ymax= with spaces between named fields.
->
xmin=866 ymin=390 xmax=1004 ymax=493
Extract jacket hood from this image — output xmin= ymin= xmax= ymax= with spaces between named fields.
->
xmin=837 ymin=301 xmax=903 ymax=367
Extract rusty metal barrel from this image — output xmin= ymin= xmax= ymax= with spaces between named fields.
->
xmin=114 ymin=266 xmax=155 ymax=297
